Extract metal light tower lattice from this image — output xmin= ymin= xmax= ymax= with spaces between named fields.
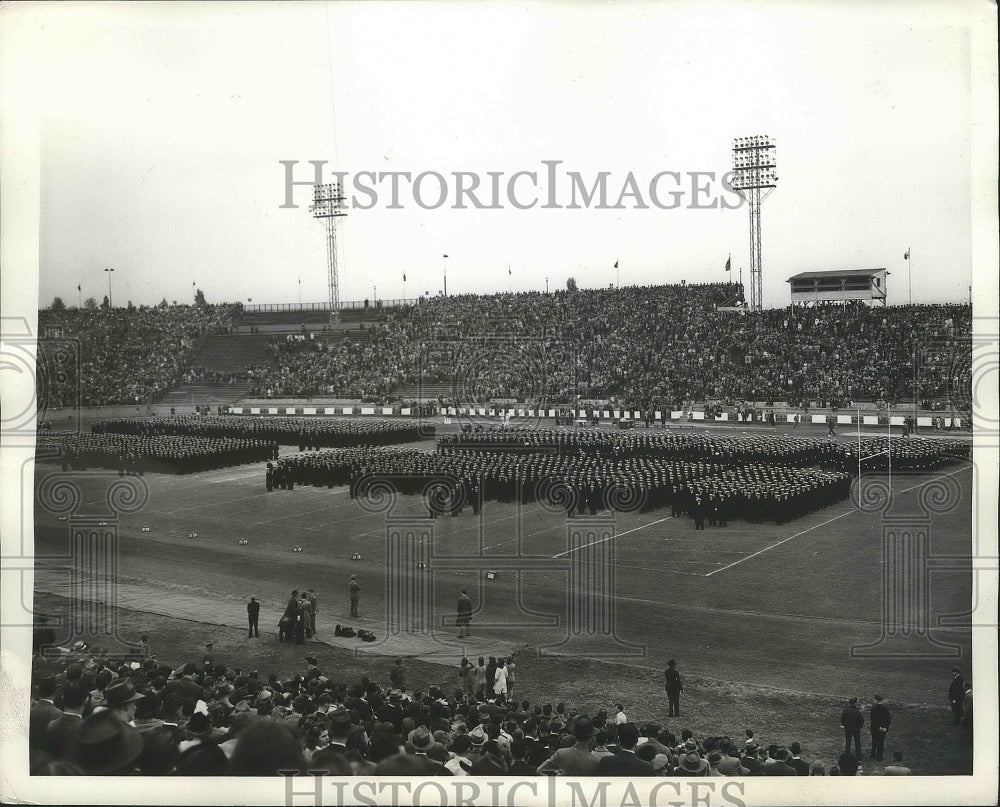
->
xmin=311 ymin=182 xmax=348 ymax=323
xmin=732 ymin=135 xmax=778 ymax=312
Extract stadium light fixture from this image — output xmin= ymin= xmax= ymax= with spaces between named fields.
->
xmin=731 ymin=134 xmax=778 ymax=312
xmin=311 ymin=182 xmax=348 ymax=324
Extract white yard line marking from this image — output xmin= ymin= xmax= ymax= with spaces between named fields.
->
xmin=705 ymin=465 xmax=973 ymax=577
xmin=551 ymin=516 xmax=673 ymax=558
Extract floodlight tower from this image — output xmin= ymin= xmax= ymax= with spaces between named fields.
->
xmin=732 ymin=135 xmax=778 ymax=312
xmin=311 ymin=182 xmax=348 ymax=323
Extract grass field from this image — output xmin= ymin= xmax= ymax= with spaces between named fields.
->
xmin=31 ymin=422 xmax=976 ymax=774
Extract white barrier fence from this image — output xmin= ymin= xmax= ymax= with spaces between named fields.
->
xmin=227 ymin=405 xmax=963 ymax=428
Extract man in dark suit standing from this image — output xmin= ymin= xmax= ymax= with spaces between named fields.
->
xmin=869 ymin=695 xmax=892 ymax=760
xmin=840 ymin=697 xmax=864 ymax=759
xmin=247 ymin=596 xmax=260 ymax=638
xmin=595 ymin=723 xmax=656 ymax=776
xmin=948 ymin=667 xmax=965 ymax=725
xmin=664 ymin=659 xmax=683 ymax=717
xmin=787 ymin=741 xmax=810 ymax=775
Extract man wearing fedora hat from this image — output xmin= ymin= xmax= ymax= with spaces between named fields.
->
xmin=537 ymin=714 xmax=601 ymax=775
xmin=99 ymin=677 xmax=145 ymax=726
xmin=405 ymin=725 xmax=453 ymax=775
xmin=74 ymin=709 xmax=144 ymax=774
xmin=674 ymin=751 xmax=710 ymax=776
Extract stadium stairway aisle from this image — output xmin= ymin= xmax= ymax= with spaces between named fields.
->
xmin=34 ymin=569 xmax=515 ymax=666
xmin=194 ymin=333 xmax=275 ymax=374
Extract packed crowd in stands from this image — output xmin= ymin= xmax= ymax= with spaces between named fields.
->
xmin=37 ymin=432 xmax=277 ymax=474
xmin=236 ymin=284 xmax=970 ymax=406
xmin=29 ymin=645 xmax=913 ymax=777
xmin=92 ymin=416 xmax=431 ymax=448
xmin=38 ymin=303 xmax=240 ymax=407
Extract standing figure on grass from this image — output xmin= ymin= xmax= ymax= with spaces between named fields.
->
xmin=869 ymin=695 xmax=892 ymax=761
xmin=456 ymin=589 xmax=473 ymax=639
xmin=493 ymin=658 xmax=508 ymax=703
xmin=349 ymin=576 xmax=361 ymax=618
xmin=840 ymin=696 xmax=864 ymax=760
xmin=460 ymin=657 xmax=475 ymax=700
xmin=664 ymin=659 xmax=683 ymax=717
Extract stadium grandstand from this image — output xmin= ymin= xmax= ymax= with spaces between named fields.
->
xmin=37 ymin=283 xmax=972 ymax=415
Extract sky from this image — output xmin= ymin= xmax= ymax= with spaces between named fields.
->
xmin=2 ymin=1 xmax=994 ymax=311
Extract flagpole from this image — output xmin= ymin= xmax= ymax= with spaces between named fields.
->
xmin=906 ymin=247 xmax=911 ymax=305
xmin=78 ymin=285 xmax=82 ymax=308
xmin=443 ymin=254 xmax=448 ymax=297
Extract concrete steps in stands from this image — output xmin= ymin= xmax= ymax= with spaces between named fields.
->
xmin=194 ymin=333 xmax=275 ymax=373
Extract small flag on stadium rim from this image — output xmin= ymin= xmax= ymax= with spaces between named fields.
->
xmin=614 ymin=260 xmax=618 ymax=269
xmin=904 ymin=249 xmax=910 ymax=260
xmin=725 ymin=255 xmax=731 ymax=272
xmin=77 ymin=284 xmax=81 ymax=291
xmin=443 ymin=254 xmax=449 ymax=258
xmin=402 ymin=273 xmax=406 ymax=282
xmin=508 ymin=267 xmax=512 ymax=275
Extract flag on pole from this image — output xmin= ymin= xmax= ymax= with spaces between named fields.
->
xmin=904 ymin=249 xmax=910 ymax=260
xmin=508 ymin=267 xmax=512 ymax=276
xmin=614 ymin=260 xmax=619 ymax=269
xmin=77 ymin=284 xmax=81 ymax=292
xmin=443 ymin=254 xmax=449 ymax=258
xmin=403 ymin=273 xmax=406 ymax=282
xmin=725 ymin=256 xmax=731 ymax=272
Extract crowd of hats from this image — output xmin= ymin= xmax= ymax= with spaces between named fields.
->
xmin=235 ymin=283 xmax=969 ymax=407
xmin=36 ymin=431 xmax=277 ymax=474
xmin=92 ymin=416 xmax=430 ymax=448
xmin=37 ymin=303 xmax=240 ymax=407
xmin=28 ymin=647 xmax=869 ymax=777
xmin=826 ymin=437 xmax=970 ymax=472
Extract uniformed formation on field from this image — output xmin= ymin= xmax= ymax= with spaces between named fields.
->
xmin=825 ymin=437 xmax=969 ymax=472
xmin=266 ymin=441 xmax=854 ymax=525
xmin=37 ymin=431 xmax=277 ymax=474
xmin=678 ymin=465 xmax=852 ymax=527
xmin=439 ymin=426 xmax=840 ymax=464
xmin=92 ymin=416 xmax=430 ymax=447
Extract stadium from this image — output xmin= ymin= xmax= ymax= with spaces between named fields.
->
xmin=28 ymin=280 xmax=977 ymax=778
xmin=4 ymin=3 xmax=996 ymax=804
